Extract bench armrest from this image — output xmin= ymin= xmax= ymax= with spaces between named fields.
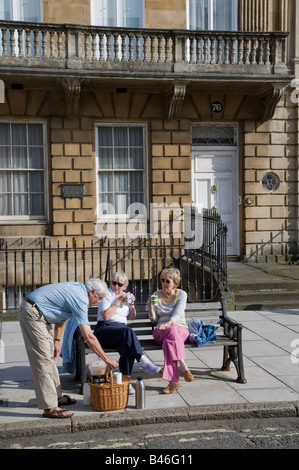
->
xmin=222 ymin=315 xmax=243 ymax=342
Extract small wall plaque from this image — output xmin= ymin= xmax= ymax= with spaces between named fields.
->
xmin=61 ymin=183 xmax=84 ymax=199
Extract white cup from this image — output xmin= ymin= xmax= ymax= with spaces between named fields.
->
xmin=113 ymin=372 xmax=122 ymax=384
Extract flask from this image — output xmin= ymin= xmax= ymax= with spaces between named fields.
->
xmin=83 ymin=381 xmax=91 ymax=406
xmin=135 ymin=377 xmax=145 ymax=409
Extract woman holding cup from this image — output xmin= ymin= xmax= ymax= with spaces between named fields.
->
xmin=147 ymin=267 xmax=194 ymax=394
xmin=94 ymin=271 xmax=161 ymax=394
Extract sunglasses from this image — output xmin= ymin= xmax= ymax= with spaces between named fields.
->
xmin=161 ymin=279 xmax=172 ymax=284
xmin=112 ymin=281 xmax=124 ymax=287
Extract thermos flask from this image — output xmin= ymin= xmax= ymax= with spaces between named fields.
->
xmin=135 ymin=376 xmax=145 ymax=409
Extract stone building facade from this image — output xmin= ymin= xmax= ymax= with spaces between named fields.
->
xmin=0 ymin=0 xmax=298 ymax=307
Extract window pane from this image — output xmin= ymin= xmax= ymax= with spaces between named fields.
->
xmin=98 ymin=148 xmax=113 ymax=169
xmin=129 ymin=148 xmax=143 ymax=169
xmin=28 ymin=147 xmax=43 ymax=169
xmin=130 ymin=172 xmax=143 ymax=191
xmin=30 ymin=194 xmax=44 ymax=215
xmin=91 ymin=0 xmax=144 ymax=27
xmin=12 ymin=147 xmax=27 ymax=168
xmin=129 ymin=127 xmax=143 ymax=146
xmin=98 ymin=172 xmax=113 ymax=192
xmin=22 ymin=0 xmax=42 ymax=22
xmin=13 ymin=193 xmax=28 ymax=215
xmin=0 ymin=194 xmax=12 ymax=215
xmin=0 ymin=123 xmax=10 ymax=144
xmin=188 ymin=0 xmax=237 ymax=31
xmin=11 ymin=124 xmax=26 ymax=145
xmin=29 ymin=172 xmax=43 ymax=191
xmin=98 ymin=127 xmax=113 ymax=146
xmin=0 ymin=147 xmax=11 ymax=168
xmin=13 ymin=171 xmax=27 ymax=192
xmin=0 ymin=171 xmax=10 ymax=192
xmin=114 ymin=128 xmax=128 ymax=146
xmin=114 ymin=148 xmax=128 ymax=169
xmin=28 ymin=124 xmax=43 ymax=145
xmin=0 ymin=0 xmax=12 ymax=20
xmin=114 ymin=172 xmax=128 ymax=190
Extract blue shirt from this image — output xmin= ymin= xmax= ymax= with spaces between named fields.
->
xmin=27 ymin=282 xmax=89 ymax=325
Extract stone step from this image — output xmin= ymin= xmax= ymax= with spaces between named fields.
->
xmin=234 ymin=289 xmax=299 ymax=303
xmin=234 ymin=298 xmax=299 ymax=311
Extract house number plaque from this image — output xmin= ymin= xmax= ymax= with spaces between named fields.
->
xmin=211 ymin=102 xmax=223 ymax=113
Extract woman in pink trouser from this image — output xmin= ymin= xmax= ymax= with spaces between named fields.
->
xmin=153 ymin=324 xmax=190 ymax=383
xmin=147 ymin=267 xmax=194 ymax=394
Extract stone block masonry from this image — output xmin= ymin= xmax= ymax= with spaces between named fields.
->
xmin=243 ymin=90 xmax=298 ymax=261
xmin=51 ymin=117 xmax=95 ymax=243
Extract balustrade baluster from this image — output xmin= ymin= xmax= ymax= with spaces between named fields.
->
xmin=165 ymin=35 xmax=171 ymax=63
xmin=190 ymin=36 xmax=195 ymax=64
xmin=42 ymin=30 xmax=48 ymax=58
xmin=18 ymin=28 xmax=24 ymax=57
xmin=106 ymin=33 xmax=112 ymax=61
xmin=114 ymin=33 xmax=120 ymax=61
xmin=99 ymin=33 xmax=105 ymax=62
xmin=224 ymin=37 xmax=230 ymax=64
xmin=128 ymin=33 xmax=134 ymax=62
xmin=150 ymin=34 xmax=156 ymax=63
xmin=49 ymin=30 xmax=55 ymax=58
xmin=57 ymin=30 xmax=63 ymax=58
xmin=91 ymin=32 xmax=97 ymax=61
xmin=211 ymin=36 xmax=217 ymax=64
xmin=203 ymin=36 xmax=209 ymax=64
xmin=1 ymin=27 xmax=7 ymax=56
xmin=217 ymin=36 xmax=223 ymax=64
xmin=251 ymin=37 xmax=257 ymax=64
xmin=33 ymin=29 xmax=39 ymax=57
xmin=136 ymin=33 xmax=141 ymax=61
xmin=264 ymin=37 xmax=270 ymax=64
xmin=9 ymin=27 xmax=16 ymax=57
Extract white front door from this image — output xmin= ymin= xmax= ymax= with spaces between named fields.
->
xmin=192 ymin=146 xmax=239 ymax=256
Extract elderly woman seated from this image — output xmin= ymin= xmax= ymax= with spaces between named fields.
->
xmin=147 ymin=267 xmax=194 ymax=394
xmin=94 ymin=271 xmax=161 ymax=394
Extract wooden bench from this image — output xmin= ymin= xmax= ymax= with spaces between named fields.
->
xmin=74 ymin=298 xmax=247 ymax=393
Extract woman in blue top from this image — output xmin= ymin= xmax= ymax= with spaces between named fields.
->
xmin=18 ymin=278 xmax=118 ymax=419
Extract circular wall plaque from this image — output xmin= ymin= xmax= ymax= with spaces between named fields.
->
xmin=261 ymin=172 xmax=280 ymax=193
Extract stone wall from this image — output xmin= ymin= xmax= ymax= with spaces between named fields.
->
xmin=243 ymin=89 xmax=298 ymax=260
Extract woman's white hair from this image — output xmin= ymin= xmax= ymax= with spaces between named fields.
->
xmin=112 ymin=271 xmax=129 ymax=288
xmin=85 ymin=278 xmax=108 ymax=296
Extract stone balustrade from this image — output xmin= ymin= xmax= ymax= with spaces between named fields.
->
xmin=0 ymin=20 xmax=289 ymax=77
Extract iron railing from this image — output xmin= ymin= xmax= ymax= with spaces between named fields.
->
xmin=0 ymin=209 xmax=227 ymax=312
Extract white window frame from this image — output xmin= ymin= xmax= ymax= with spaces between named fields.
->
xmin=0 ymin=120 xmax=48 ymax=223
xmin=95 ymin=122 xmax=148 ymax=223
xmin=186 ymin=0 xmax=238 ymax=31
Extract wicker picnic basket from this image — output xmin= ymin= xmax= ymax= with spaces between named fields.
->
xmin=89 ymin=365 xmax=131 ymax=412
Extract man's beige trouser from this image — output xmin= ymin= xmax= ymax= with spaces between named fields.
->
xmin=18 ymin=299 xmax=62 ymax=410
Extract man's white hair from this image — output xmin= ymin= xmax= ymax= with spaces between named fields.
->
xmin=85 ymin=278 xmax=108 ymax=296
